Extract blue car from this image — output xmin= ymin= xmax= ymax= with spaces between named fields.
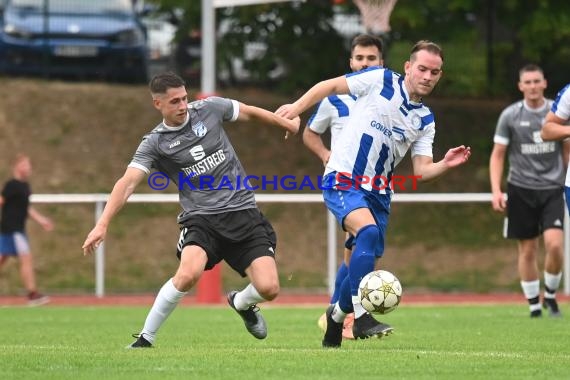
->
xmin=0 ymin=0 xmax=149 ymax=82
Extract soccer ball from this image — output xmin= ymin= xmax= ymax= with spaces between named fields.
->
xmin=358 ymin=270 xmax=402 ymax=314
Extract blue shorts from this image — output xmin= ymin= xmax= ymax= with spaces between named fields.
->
xmin=323 ymin=172 xmax=391 ymax=256
xmin=0 ymin=232 xmax=30 ymax=256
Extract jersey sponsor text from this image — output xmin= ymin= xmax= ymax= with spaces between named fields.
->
xmin=520 ymin=142 xmax=556 ymax=155
xmin=181 ymin=149 xmax=226 ymax=176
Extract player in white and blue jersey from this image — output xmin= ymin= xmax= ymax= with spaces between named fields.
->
xmin=82 ymin=72 xmax=300 ymax=348
xmin=305 ymin=34 xmax=384 ymax=340
xmin=542 ymin=82 xmax=570 ymax=210
xmin=490 ymin=65 xmax=567 ymax=318
xmin=541 ymin=82 xmax=570 ymax=317
xmin=278 ymin=40 xmax=471 ymax=348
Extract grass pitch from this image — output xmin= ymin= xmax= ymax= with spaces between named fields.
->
xmin=0 ymin=303 xmax=568 ymax=379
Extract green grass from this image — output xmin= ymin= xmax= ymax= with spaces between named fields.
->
xmin=0 ymin=304 xmax=568 ymax=379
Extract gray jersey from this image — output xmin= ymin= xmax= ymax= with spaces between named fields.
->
xmin=493 ymin=99 xmax=564 ymax=189
xmin=129 ymin=96 xmax=256 ymax=221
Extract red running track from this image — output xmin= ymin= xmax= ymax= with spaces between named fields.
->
xmin=2 ymin=292 xmax=569 ymax=307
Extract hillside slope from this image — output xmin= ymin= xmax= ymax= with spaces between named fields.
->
xmin=0 ymin=78 xmax=518 ymax=295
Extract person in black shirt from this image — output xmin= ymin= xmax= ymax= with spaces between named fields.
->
xmin=0 ymin=154 xmax=53 ymax=305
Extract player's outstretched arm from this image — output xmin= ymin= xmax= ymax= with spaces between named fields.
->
xmin=82 ymin=167 xmax=145 ymax=256
xmin=563 ymin=139 xmax=570 ymax=168
xmin=237 ymin=103 xmax=300 ymax=135
xmin=303 ymin=127 xmax=330 ymax=166
xmin=541 ymin=112 xmax=570 ymax=141
xmin=412 ymin=146 xmax=471 ymax=182
xmin=276 ymin=76 xmax=349 ymax=119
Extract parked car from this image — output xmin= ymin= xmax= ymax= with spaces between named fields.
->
xmin=0 ymin=0 xmax=149 ymax=82
xmin=213 ymin=8 xmax=362 ymax=86
xmin=139 ymin=6 xmax=178 ymax=63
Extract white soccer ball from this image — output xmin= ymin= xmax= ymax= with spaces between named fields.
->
xmin=358 ymin=270 xmax=402 ymax=314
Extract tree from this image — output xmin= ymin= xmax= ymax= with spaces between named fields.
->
xmin=492 ymin=0 xmax=570 ymax=97
xmin=147 ymin=0 xmax=570 ymax=97
xmin=216 ymin=1 xmax=349 ymax=91
xmin=388 ymin=0 xmax=570 ymax=96
xmin=145 ymin=1 xmax=348 ymax=91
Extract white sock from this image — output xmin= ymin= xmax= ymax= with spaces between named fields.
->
xmin=331 ymin=303 xmax=347 ymax=323
xmin=544 ymin=271 xmax=562 ymax=299
xmin=521 ymin=280 xmax=541 ymax=313
xmin=233 ymin=283 xmax=265 ymax=310
xmin=520 ymin=279 xmax=540 ymax=300
xmin=529 ymin=303 xmax=542 ymax=312
xmin=140 ymin=278 xmax=187 ymax=343
xmin=352 ymin=295 xmax=367 ymax=318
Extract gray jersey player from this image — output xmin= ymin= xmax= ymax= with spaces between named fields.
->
xmin=489 ymin=64 xmax=568 ymax=318
xmin=82 ymin=72 xmax=300 ymax=347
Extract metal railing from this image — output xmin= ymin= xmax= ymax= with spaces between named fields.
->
xmin=30 ymin=193 xmax=570 ymax=297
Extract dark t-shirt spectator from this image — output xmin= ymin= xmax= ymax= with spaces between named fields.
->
xmin=0 ymin=179 xmax=31 ymax=233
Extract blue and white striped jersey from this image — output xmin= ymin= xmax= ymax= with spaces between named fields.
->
xmin=324 ymin=66 xmax=436 ymax=192
xmin=552 ymin=84 xmax=570 ymax=120
xmin=551 ymin=83 xmax=570 ymax=186
xmin=307 ymin=94 xmax=357 ymax=152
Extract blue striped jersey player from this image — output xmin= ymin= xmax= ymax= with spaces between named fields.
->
xmin=324 ymin=66 xmax=437 ymax=192
xmin=278 ymin=40 xmax=471 ymax=348
xmin=541 ymin=83 xmax=570 ymax=213
xmin=304 ymin=34 xmax=384 ymax=340
xmin=307 ymin=94 xmax=357 ymax=156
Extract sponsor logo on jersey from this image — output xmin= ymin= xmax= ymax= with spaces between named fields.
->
xmin=169 ymin=140 xmax=181 ymax=149
xmin=520 ymin=142 xmax=556 ymax=154
xmin=181 ymin=149 xmax=226 ymax=177
xmin=520 ymin=121 xmax=530 ymax=127
xmin=189 ymin=145 xmax=206 ymax=160
xmin=369 ymin=120 xmax=392 ymax=137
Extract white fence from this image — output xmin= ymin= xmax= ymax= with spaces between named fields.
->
xmin=31 ymin=193 xmax=570 ymax=297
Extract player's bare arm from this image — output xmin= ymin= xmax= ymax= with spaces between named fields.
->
xmin=541 ymin=112 xmax=570 ymax=141
xmin=411 ymin=146 xmax=471 ymax=182
xmin=237 ymin=102 xmax=300 ymax=135
xmin=303 ymin=127 xmax=331 ymax=166
xmin=82 ymin=167 xmax=145 ymax=256
xmin=28 ymin=207 xmax=54 ymax=231
xmin=276 ymin=76 xmax=349 ymax=119
xmin=489 ymin=143 xmax=508 ymax=212
xmin=563 ymin=139 xmax=570 ymax=168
